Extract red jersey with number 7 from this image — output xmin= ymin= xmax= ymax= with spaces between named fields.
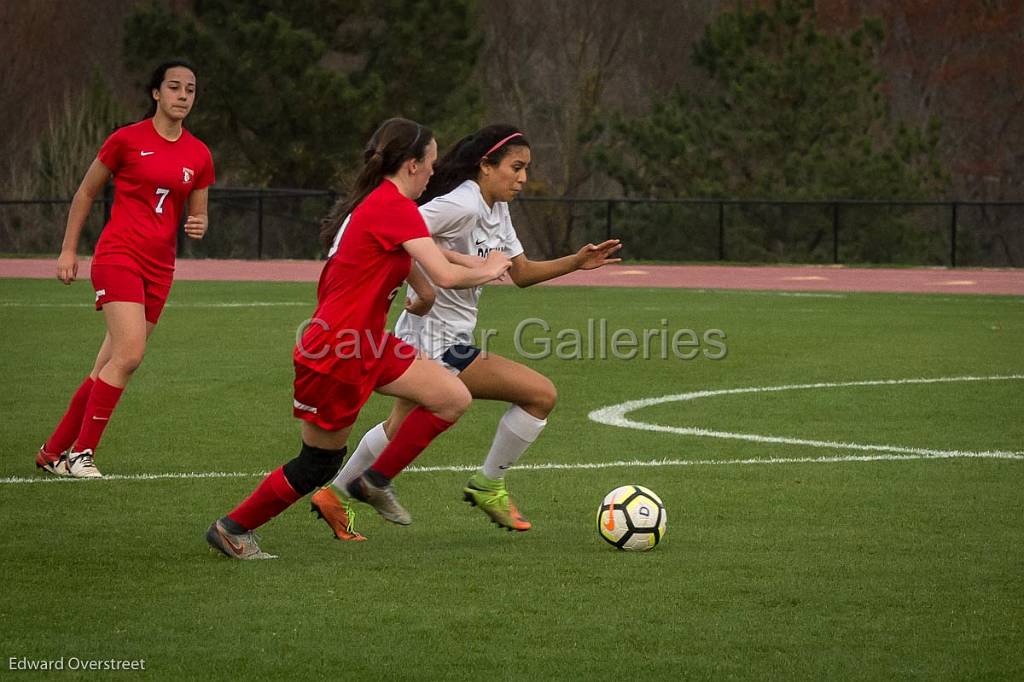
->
xmin=92 ymin=119 xmax=215 ymax=282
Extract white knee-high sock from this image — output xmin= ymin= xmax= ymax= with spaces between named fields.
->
xmin=481 ymin=405 xmax=547 ymax=479
xmin=331 ymin=422 xmax=389 ymax=490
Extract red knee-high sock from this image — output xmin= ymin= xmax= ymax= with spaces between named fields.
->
xmin=227 ymin=468 xmax=302 ymax=531
xmin=43 ymin=376 xmax=95 ymax=455
xmin=73 ymin=378 xmax=125 ymax=453
xmin=371 ymin=407 xmax=454 ymax=479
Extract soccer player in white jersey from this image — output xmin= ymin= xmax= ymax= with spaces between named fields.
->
xmin=311 ymin=124 xmax=621 ymax=534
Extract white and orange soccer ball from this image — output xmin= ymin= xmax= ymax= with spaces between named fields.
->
xmin=596 ymin=485 xmax=667 ymax=551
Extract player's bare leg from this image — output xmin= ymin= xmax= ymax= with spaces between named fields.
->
xmin=36 ymin=320 xmax=150 ymax=476
xmin=457 ymin=352 xmax=554 ymax=531
xmin=343 ymin=352 xmax=552 ymax=531
xmin=329 ymin=397 xmax=416 ymax=493
xmin=60 ymin=303 xmax=149 ymax=478
xmin=343 ymin=357 xmax=470 ymax=525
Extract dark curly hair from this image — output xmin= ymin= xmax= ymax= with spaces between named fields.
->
xmin=418 ymin=124 xmax=529 ymax=205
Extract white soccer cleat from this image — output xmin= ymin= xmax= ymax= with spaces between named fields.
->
xmin=65 ymin=450 xmax=103 ymax=479
xmin=35 ymin=446 xmax=69 ymax=476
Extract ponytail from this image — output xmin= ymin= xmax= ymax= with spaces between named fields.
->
xmin=319 ymin=117 xmax=434 ymax=252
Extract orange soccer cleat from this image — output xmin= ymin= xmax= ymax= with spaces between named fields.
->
xmin=310 ymin=486 xmax=367 ymax=541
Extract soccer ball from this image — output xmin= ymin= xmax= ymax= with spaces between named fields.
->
xmin=596 ymin=485 xmax=667 ymax=551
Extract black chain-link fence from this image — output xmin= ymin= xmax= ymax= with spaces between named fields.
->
xmin=2 ymin=189 xmax=1021 ymax=266
xmin=0 ymin=188 xmax=337 ymax=260
xmin=188 ymin=188 xmax=336 ymax=260
xmin=511 ymin=197 xmax=1024 ymax=267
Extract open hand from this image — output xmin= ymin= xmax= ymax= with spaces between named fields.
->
xmin=576 ymin=239 xmax=623 ymax=270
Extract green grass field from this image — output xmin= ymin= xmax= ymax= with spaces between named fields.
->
xmin=1 ymin=277 xmax=1022 ymax=680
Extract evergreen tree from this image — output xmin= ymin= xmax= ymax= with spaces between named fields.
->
xmin=123 ymin=0 xmax=480 ymax=188
xmin=339 ymin=0 xmax=481 ymax=146
xmin=590 ymin=0 xmax=945 ymax=201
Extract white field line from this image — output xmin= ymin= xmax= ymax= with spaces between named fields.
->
xmin=0 ymin=288 xmax=854 ymax=312
xmin=0 ymin=301 xmax=308 ymax=308
xmin=5 ymin=291 xmax=1022 ymax=311
xmin=3 ymin=449 xmax=1022 ymax=486
xmin=588 ymin=374 xmax=1024 ymax=459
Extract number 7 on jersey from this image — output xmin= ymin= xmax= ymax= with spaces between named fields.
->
xmin=154 ymin=187 xmax=170 ymax=214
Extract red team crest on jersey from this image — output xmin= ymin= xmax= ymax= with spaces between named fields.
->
xmin=182 ymin=167 xmax=194 ymax=183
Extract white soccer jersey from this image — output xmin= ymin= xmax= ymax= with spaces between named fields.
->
xmin=394 ymin=179 xmax=524 ymax=359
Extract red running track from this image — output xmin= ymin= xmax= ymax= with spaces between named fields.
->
xmin=2 ymin=258 xmax=1022 ymax=295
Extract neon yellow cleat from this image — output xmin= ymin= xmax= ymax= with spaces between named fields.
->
xmin=462 ymin=474 xmax=531 ymax=532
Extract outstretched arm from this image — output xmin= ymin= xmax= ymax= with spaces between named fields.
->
xmin=440 ymin=248 xmax=484 ymax=268
xmin=508 ymin=239 xmax=622 ymax=288
xmin=403 ymin=237 xmax=510 ymax=289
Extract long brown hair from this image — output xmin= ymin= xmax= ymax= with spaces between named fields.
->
xmin=319 ymin=117 xmax=434 ymax=252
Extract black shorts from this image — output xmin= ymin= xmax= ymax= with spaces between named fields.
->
xmin=440 ymin=344 xmax=481 ymax=373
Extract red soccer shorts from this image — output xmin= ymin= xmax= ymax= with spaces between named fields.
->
xmin=91 ymin=264 xmax=172 ymax=324
xmin=292 ymin=335 xmax=416 ymax=431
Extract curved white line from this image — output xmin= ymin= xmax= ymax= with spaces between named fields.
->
xmin=3 ymin=378 xmax=1019 ymax=487
xmin=588 ymin=374 xmax=1024 ymax=459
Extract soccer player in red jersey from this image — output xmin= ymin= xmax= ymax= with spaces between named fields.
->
xmin=320 ymin=125 xmax=621 ymax=537
xmin=206 ymin=118 xmax=511 ymax=559
xmin=36 ymin=60 xmax=214 ymax=479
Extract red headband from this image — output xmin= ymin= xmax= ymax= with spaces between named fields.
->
xmin=481 ymin=132 xmax=523 ymax=162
